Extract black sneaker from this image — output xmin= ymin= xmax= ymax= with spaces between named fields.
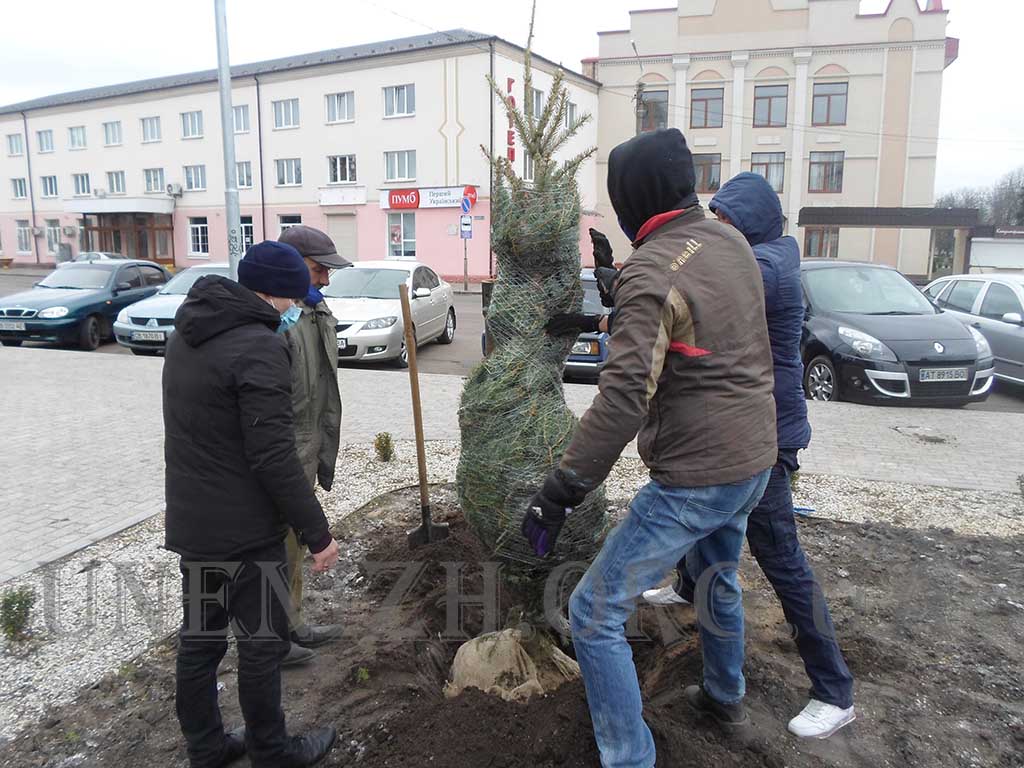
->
xmin=280 ymin=726 xmax=338 ymax=767
xmin=281 ymin=642 xmax=316 ymax=668
xmin=290 ymin=624 xmax=343 ymax=649
xmin=684 ymin=685 xmax=750 ymax=729
xmin=216 ymin=727 xmax=246 ymax=766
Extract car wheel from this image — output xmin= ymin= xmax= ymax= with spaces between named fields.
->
xmin=131 ymin=348 xmax=159 ymax=357
xmin=437 ymin=308 xmax=456 ymax=345
xmin=1 ymin=339 xmax=23 ymax=347
xmin=804 ymin=355 xmax=839 ymax=402
xmin=394 ymin=328 xmax=416 ymax=369
xmin=78 ymin=316 xmax=101 ymax=351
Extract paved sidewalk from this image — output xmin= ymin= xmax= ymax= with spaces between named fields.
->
xmin=2 ymin=346 xmax=1023 ymax=583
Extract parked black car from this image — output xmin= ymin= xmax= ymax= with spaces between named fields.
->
xmin=0 ymin=260 xmax=170 ymax=350
xmin=800 ymin=260 xmax=994 ymax=406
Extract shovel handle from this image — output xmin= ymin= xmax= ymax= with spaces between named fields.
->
xmin=399 ymin=284 xmax=431 ymax=515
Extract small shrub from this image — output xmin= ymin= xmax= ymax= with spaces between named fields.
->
xmin=374 ymin=432 xmax=395 ymax=462
xmin=1 ymin=587 xmax=36 ymax=641
xmin=355 ymin=666 xmax=371 ymax=684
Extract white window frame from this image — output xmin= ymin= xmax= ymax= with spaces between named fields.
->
xmin=40 ymin=175 xmax=58 ymax=198
xmin=72 ymin=173 xmax=91 ymax=196
xmin=279 ymin=214 xmax=302 ymax=234
xmin=7 ymin=134 xmax=24 ymax=156
xmin=103 ymin=121 xmax=123 ymax=147
xmin=144 ymin=168 xmax=165 ymax=194
xmin=272 ymin=98 xmax=300 ymax=129
xmin=181 ymin=111 xmax=204 ymax=139
xmin=184 ymin=164 xmax=207 ymax=191
xmin=327 ymin=154 xmax=357 ymax=184
xmin=11 ymin=178 xmax=27 ymax=199
xmin=240 ymin=215 xmax=255 ymax=249
xmin=141 ymin=116 xmax=162 ymax=143
xmin=68 ymin=126 xmax=87 ymax=150
xmin=45 ymin=220 xmax=61 ymax=254
xmin=384 ymin=85 xmax=415 ymax=118
xmin=275 ymin=158 xmax=302 ymax=186
xmin=188 ymin=217 xmax=210 ymax=256
xmin=384 ymin=150 xmax=416 ymax=182
xmin=107 ymin=170 xmax=126 ymax=195
xmin=325 ymin=91 xmax=355 ymax=123
xmin=16 ymin=220 xmax=31 ymax=253
xmin=236 ymin=161 xmax=253 ymax=189
xmin=387 ymin=212 xmax=416 ymax=259
xmin=233 ymin=104 xmax=250 ymax=134
xmin=37 ymin=130 xmax=53 ymax=153
xmin=524 ymin=152 xmax=535 ymax=183
xmin=565 ymin=101 xmax=578 ymax=128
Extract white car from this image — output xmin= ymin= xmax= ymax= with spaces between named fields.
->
xmin=113 ymin=264 xmax=230 ymax=355
xmin=322 ymin=261 xmax=456 ymax=367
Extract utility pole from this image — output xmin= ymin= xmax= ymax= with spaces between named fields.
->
xmin=215 ymin=0 xmax=243 ymax=279
xmin=632 ymin=40 xmax=645 ymax=134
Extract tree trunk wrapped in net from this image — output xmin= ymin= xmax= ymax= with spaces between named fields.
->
xmin=457 ymin=38 xmax=607 ymax=572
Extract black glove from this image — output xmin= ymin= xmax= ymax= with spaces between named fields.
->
xmin=521 ymin=471 xmax=584 ymax=558
xmin=589 ymin=228 xmax=614 ymax=270
xmin=589 ymin=228 xmax=619 ymax=308
xmin=545 ymin=313 xmax=600 ymax=336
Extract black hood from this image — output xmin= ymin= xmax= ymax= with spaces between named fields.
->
xmin=607 ymin=128 xmax=699 ymax=238
xmin=174 ymin=275 xmax=280 ymax=347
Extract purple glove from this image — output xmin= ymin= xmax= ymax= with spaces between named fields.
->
xmin=521 ymin=471 xmax=583 ymax=557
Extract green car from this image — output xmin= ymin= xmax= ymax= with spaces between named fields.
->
xmin=0 ymin=260 xmax=170 ymax=351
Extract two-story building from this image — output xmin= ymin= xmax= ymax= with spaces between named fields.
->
xmin=0 ymin=29 xmax=599 ymax=282
xmin=585 ymin=0 xmax=957 ymax=275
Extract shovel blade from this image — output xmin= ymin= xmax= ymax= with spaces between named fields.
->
xmin=407 ymin=522 xmax=450 ymax=549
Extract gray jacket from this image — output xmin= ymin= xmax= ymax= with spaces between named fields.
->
xmin=286 ymin=299 xmax=342 ymax=490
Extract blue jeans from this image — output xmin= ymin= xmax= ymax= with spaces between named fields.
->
xmin=569 ymin=471 xmax=770 ymax=768
xmin=677 ymin=450 xmax=854 ymax=709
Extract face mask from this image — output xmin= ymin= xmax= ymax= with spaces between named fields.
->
xmin=276 ymin=304 xmax=302 ymax=334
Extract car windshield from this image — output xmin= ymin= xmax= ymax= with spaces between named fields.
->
xmin=161 ymin=267 xmax=231 ymax=295
xmin=804 ymin=266 xmax=936 ymax=315
xmin=38 ymin=265 xmax=114 ymax=290
xmin=323 ymin=268 xmax=408 ymax=300
xmin=581 ymin=280 xmax=608 ymax=316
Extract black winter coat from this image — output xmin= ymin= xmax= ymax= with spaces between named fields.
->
xmin=163 ymin=275 xmax=332 ymax=560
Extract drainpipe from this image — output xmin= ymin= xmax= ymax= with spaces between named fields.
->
xmin=254 ymin=74 xmax=267 ymax=239
xmin=20 ymin=111 xmax=40 ymax=264
xmin=488 ymin=39 xmax=495 ymax=277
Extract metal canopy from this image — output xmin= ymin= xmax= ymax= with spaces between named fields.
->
xmin=797 ymin=207 xmax=980 ymax=229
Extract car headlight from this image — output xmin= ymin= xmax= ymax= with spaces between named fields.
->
xmin=38 ymin=306 xmax=69 ymax=319
xmin=363 ymin=316 xmax=398 ymax=330
xmin=968 ymin=326 xmax=992 ymax=360
xmin=838 ymin=326 xmax=897 ymax=362
xmin=572 ymin=340 xmax=600 ymax=356
xmin=116 ymin=308 xmax=129 ymax=323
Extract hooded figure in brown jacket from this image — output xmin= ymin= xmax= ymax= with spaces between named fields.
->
xmin=522 ymin=128 xmax=777 ymax=768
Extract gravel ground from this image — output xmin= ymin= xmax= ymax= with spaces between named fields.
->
xmin=2 ymin=440 xmax=1022 ymax=743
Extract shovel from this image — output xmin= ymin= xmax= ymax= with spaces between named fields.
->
xmin=399 ymin=283 xmax=449 ymax=549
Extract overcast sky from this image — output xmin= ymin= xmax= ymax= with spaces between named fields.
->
xmin=1 ymin=0 xmax=1020 ymax=194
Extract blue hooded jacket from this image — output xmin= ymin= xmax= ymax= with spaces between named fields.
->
xmin=710 ymin=172 xmax=811 ymax=450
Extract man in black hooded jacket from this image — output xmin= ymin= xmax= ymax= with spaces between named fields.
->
xmin=164 ymin=241 xmax=338 ymax=768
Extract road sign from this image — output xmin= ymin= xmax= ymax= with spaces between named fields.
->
xmin=463 ymin=185 xmax=477 ymax=208
xmin=461 ymin=197 xmax=471 ymax=213
xmin=460 ymin=214 xmax=473 ymax=240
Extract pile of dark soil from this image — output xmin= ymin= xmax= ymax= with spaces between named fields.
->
xmin=2 ymin=484 xmax=1023 ymax=768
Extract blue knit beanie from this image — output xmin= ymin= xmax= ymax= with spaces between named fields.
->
xmin=238 ymin=240 xmax=310 ymax=299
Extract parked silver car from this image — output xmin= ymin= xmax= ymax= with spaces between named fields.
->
xmin=322 ymin=261 xmax=456 ymax=367
xmin=113 ymin=263 xmax=230 ymax=355
xmin=924 ymin=274 xmax=1024 ymax=384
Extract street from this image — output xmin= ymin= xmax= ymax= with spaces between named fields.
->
xmin=3 ymin=268 xmax=1021 ymax=412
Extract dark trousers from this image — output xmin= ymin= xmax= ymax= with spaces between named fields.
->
xmin=176 ymin=542 xmax=291 ymax=768
xmin=677 ymin=450 xmax=855 ymax=709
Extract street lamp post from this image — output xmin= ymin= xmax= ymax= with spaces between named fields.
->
xmin=214 ymin=0 xmax=243 ymax=279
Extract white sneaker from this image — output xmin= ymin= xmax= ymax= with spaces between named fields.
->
xmin=641 ymin=585 xmax=691 ymax=606
xmin=788 ymin=699 xmax=856 ymax=739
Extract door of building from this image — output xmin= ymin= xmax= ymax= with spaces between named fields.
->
xmin=326 ymin=213 xmax=357 ymax=263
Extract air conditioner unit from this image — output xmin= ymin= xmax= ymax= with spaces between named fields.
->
xmin=94 ymin=189 xmax=107 ymax=198
xmin=166 ymin=183 xmax=183 ymax=197
xmin=62 ymin=225 xmax=78 ymax=237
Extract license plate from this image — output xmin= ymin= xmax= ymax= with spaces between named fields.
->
xmin=0 ymin=321 xmax=26 ymax=331
xmin=919 ymin=367 xmax=968 ymax=382
xmin=131 ymin=331 xmax=165 ymax=341
xmin=337 ymin=338 xmax=347 ymax=350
